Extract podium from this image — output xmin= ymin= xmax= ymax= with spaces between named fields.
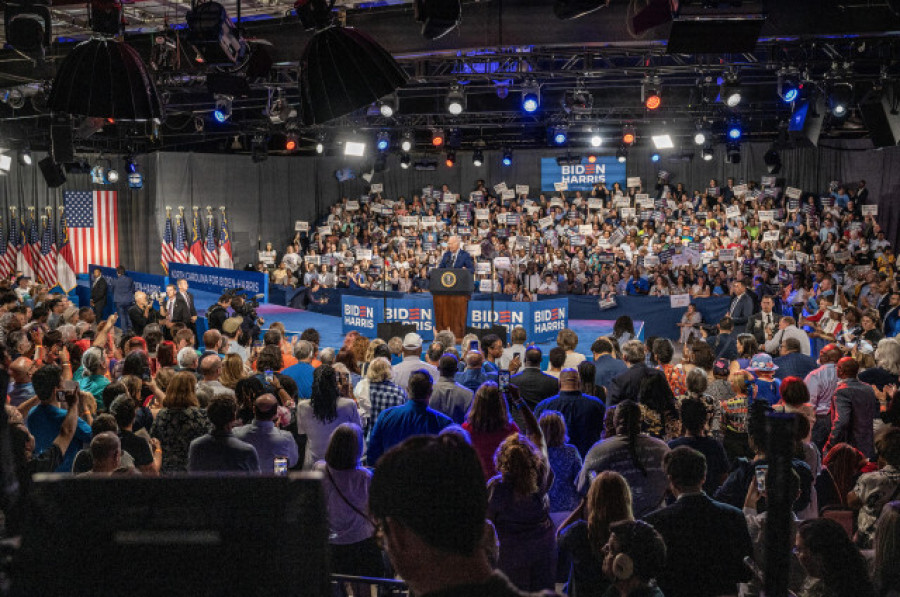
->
xmin=430 ymin=268 xmax=474 ymax=342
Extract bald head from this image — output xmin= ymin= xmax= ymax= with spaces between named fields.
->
xmin=199 ymin=354 xmax=222 ymax=380
xmin=559 ymin=368 xmax=581 ymax=391
xmin=253 ymin=393 xmax=279 ymax=421
xmin=10 ymin=357 xmax=34 ymax=383
xmin=90 ymin=431 xmax=121 ymax=473
xmin=203 ymin=329 xmax=221 ymax=351
xmin=465 ymin=350 xmax=484 ymax=370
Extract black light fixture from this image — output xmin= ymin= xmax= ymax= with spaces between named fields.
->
xmin=414 ymin=0 xmax=461 ymax=40
xmin=616 ymin=145 xmax=627 ymax=163
xmin=701 ymin=144 xmax=714 ymax=161
xmin=4 ymin=0 xmax=51 ymax=55
xmin=556 ymin=154 xmax=581 ymax=167
xmin=828 ymin=81 xmax=854 ymax=118
xmin=720 ymin=70 xmax=743 ymax=108
xmin=49 ymin=38 xmax=165 ymax=121
xmin=186 ymin=1 xmax=248 ymax=66
xmin=379 ymin=93 xmax=399 ymax=118
xmin=400 ymin=153 xmax=411 ymax=169
xmin=472 ymin=149 xmax=484 ymax=167
xmin=18 ymin=148 xmax=32 ymax=166
xmin=764 ymin=147 xmax=782 ymax=174
xmin=725 ymin=142 xmax=741 ymax=164
xmin=90 ymin=0 xmax=123 ymax=36
xmin=400 ymin=130 xmax=414 ymax=152
xmin=446 ymin=85 xmax=466 ymax=115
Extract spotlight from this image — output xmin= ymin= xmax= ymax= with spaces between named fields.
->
xmin=587 ymin=154 xmax=597 ymax=163
xmin=90 ymin=165 xmax=105 ymax=184
xmin=777 ymin=68 xmax=803 ymax=104
xmin=285 ymin=133 xmax=298 ymax=152
xmin=400 ymin=130 xmax=413 ymax=152
xmin=213 ymin=94 xmax=232 ymax=123
xmin=726 ymin=142 xmax=741 ymax=164
xmin=186 ymin=1 xmax=248 ymax=65
xmin=379 ymin=94 xmax=399 ymax=117
xmin=106 ymin=168 xmax=119 ymax=183
xmin=472 ymin=149 xmax=484 ymax=167
xmin=622 ymin=124 xmax=635 ymax=145
xmin=829 ymin=82 xmax=853 ymax=117
xmin=720 ymin=71 xmax=742 ymax=108
xmin=431 ymin=129 xmax=444 ymax=147
xmin=445 ymin=151 xmax=456 ymax=168
xmin=642 ymin=75 xmax=661 ymax=110
xmin=701 ymin=145 xmax=714 ymax=161
xmin=764 ymin=147 xmax=782 ymax=174
xmin=315 ymin=132 xmax=326 ymax=154
xmin=0 ymin=155 xmax=10 ymax=172
xmin=693 ymin=124 xmax=708 ymax=146
xmin=616 ymin=145 xmax=627 ymax=163
xmin=650 ymin=153 xmax=660 ymax=162
xmin=344 ymin=140 xmax=367 ymax=157
xmin=1 ymin=89 xmax=25 ymax=110
xmin=18 ymin=149 xmax=32 ymax=166
xmin=551 ymin=125 xmax=568 ymax=146
xmin=446 ymin=85 xmax=466 ymax=115
xmin=400 ymin=153 xmax=411 ymax=169
xmin=727 ymin=123 xmax=742 ymax=140
xmin=590 ymin=132 xmax=603 ymax=147
xmin=376 ymin=131 xmax=390 ymax=152
xmin=501 ymin=149 xmax=512 ymax=166
xmin=126 ymin=156 xmax=144 ymax=187
xmin=652 ymin=134 xmax=674 ymax=149
xmin=521 ymin=80 xmax=540 ymax=113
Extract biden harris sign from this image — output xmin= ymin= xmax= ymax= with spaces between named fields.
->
xmin=541 ymin=156 xmax=627 ymax=192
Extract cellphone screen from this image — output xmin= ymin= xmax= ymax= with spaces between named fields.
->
xmin=142 ymin=367 xmax=151 ymax=382
xmin=56 ymin=390 xmax=67 ymax=404
xmin=513 ymin=352 xmax=521 ymax=360
xmin=264 ymin=370 xmax=274 ymax=383
xmin=470 ymin=340 xmax=479 ymax=351
xmin=498 ymin=371 xmax=510 ymax=391
xmin=755 ymin=465 xmax=768 ymax=493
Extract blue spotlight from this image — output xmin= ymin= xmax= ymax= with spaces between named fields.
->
xmin=521 ymin=80 xmax=540 ymax=113
xmin=553 ymin=128 xmax=567 ymax=145
xmin=651 ymin=153 xmax=660 ymax=162
xmin=783 ymin=87 xmax=799 ymax=103
xmin=502 ymin=149 xmax=512 ymax=166
xmin=728 ymin=124 xmax=742 ymax=140
xmin=213 ymin=109 xmax=227 ymax=123
xmin=376 ymin=131 xmax=390 ymax=152
xmin=523 ymin=95 xmax=538 ymax=113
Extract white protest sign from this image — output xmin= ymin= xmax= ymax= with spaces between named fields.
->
xmin=494 ymin=182 xmax=508 ymax=194
xmin=795 ymin=252 xmax=809 ymax=264
xmin=345 ymin=201 xmax=360 ymax=211
xmin=476 ymin=262 xmax=491 ymax=274
xmin=588 ymin=199 xmax=603 ymax=210
xmin=670 ymin=294 xmax=691 ymax=308
xmin=539 ymin=216 xmax=553 ymax=229
xmin=295 ymin=221 xmax=309 ymax=232
xmin=475 ymin=208 xmax=490 ymax=220
xmin=781 ymin=259 xmax=797 ymax=271
xmin=620 ymin=208 xmax=636 ymax=219
xmin=554 ymin=182 xmax=568 ymax=192
xmin=317 ymin=226 xmax=332 ymax=236
xmin=501 ymin=189 xmax=515 ymax=200
xmin=493 ymin=257 xmax=512 ymax=270
xmin=763 ymin=231 xmax=780 ymax=243
xmin=370 ymin=183 xmax=383 ymax=193
xmin=421 ymin=216 xmax=437 ymax=228
xmin=526 ymin=206 xmax=541 ymax=215
xmin=467 ymin=244 xmax=482 ymax=257
xmin=550 ymin=198 xmax=565 ymax=208
xmin=355 ymin=248 xmax=372 ymax=260
xmin=719 ymin=249 xmax=736 ymax=262
xmin=759 ymin=210 xmax=776 ymax=222
xmin=627 ymin=177 xmax=641 ymax=188
xmin=725 ymin=205 xmax=741 ymax=219
xmin=862 ymin=204 xmax=878 ymax=216
xmin=761 ymin=176 xmax=776 ymax=187
xmin=733 ymin=184 xmax=748 ymax=196
xmin=579 ymin=224 xmax=593 ymax=235
xmin=785 ymin=187 xmax=802 ymax=199
xmin=515 ymin=185 xmax=529 ymax=196
xmin=444 ymin=194 xmax=458 ymax=203
xmin=599 ymin=298 xmax=617 ymax=310
xmin=644 ymin=255 xmax=660 ymax=268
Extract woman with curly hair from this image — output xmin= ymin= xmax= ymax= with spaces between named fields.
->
xmin=297 ymin=364 xmax=361 ymax=469
xmin=795 ymin=518 xmax=875 ymax=597
xmin=815 ymin=443 xmax=868 ymax=512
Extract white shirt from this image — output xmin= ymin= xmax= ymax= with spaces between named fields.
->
xmin=764 ymin=325 xmax=812 ymax=356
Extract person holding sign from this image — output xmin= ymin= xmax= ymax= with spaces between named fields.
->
xmin=438 ymin=235 xmax=475 ymax=272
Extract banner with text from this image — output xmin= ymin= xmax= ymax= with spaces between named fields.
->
xmin=342 ymin=295 xmax=436 ymax=340
xmin=341 ymin=295 xmax=384 ymax=336
xmin=168 ymin=262 xmax=268 ymax=302
xmin=541 ymin=156 xmax=627 ymax=192
xmin=467 ymin=298 xmax=569 ymax=343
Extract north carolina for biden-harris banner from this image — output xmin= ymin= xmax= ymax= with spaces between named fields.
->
xmin=467 ymin=298 xmax=569 ymax=343
xmin=540 ymin=155 xmax=627 ymax=192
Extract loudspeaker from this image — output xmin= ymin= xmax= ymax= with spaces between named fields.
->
xmin=788 ymin=97 xmax=826 ymax=148
xmin=50 ymin=117 xmax=74 ymax=163
xmin=38 ymin=157 xmax=66 ymax=188
xmin=860 ymin=86 xmax=900 ymax=148
xmin=377 ymin=322 xmax=416 ymax=343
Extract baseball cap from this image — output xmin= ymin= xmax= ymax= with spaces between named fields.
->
xmin=402 ymin=332 xmax=423 ymax=350
xmin=222 ymin=316 xmax=243 ymax=335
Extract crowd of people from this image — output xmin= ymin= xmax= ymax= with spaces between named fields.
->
xmin=3 ymin=257 xmax=899 ymax=597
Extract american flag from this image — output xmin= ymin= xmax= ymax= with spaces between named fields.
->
xmin=160 ymin=211 xmax=174 ymax=273
xmin=6 ymin=212 xmax=18 ymax=277
xmin=16 ymin=217 xmax=34 ymax=278
xmin=218 ymin=210 xmax=233 ymax=269
xmin=203 ymin=216 xmax=218 ymax=267
xmin=28 ymin=213 xmax=40 ymax=276
xmin=57 ymin=209 xmax=77 ymax=292
xmin=0 ymin=217 xmax=10 ymax=280
xmin=63 ymin=190 xmax=119 ymax=273
xmin=173 ymin=215 xmax=188 ymax=263
xmin=189 ymin=210 xmax=203 ymax=265
xmin=37 ymin=215 xmax=57 ymax=287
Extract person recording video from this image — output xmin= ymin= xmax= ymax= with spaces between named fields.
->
xmin=128 ymin=291 xmax=161 ymax=336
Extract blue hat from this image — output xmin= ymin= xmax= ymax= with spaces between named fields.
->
xmin=747 ymin=352 xmax=778 ymax=372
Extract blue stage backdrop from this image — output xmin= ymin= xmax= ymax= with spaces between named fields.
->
xmin=168 ymin=262 xmax=268 ymax=302
xmin=540 ymin=156 xmax=627 ymax=192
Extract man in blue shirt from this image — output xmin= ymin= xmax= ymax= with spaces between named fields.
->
xmin=591 ymin=337 xmax=627 ymax=393
xmin=282 ymin=340 xmax=315 ymax=399
xmin=456 ymin=351 xmax=497 ymax=394
xmin=110 ymin=266 xmax=136 ymax=330
xmin=534 ymin=368 xmax=606 ymax=458
xmin=366 ymin=369 xmax=452 ymax=466
xmin=625 ymin=270 xmax=649 ymax=295
xmin=26 ymin=364 xmax=92 ymax=473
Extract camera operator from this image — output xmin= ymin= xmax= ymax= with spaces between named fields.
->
xmin=128 ymin=291 xmax=161 ymax=336
xmin=206 ymin=293 xmax=232 ymax=333
xmin=230 ymin=293 xmax=263 ymax=344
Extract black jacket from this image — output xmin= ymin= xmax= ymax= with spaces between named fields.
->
xmin=510 ymin=367 xmax=559 ymax=409
xmin=643 ymin=493 xmax=753 ymax=597
xmin=206 ymin=305 xmax=229 ymax=332
xmin=91 ymin=276 xmax=108 ymax=305
xmin=164 ymin=294 xmax=192 ymax=326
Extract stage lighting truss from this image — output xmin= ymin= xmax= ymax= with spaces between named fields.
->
xmin=701 ymin=145 xmax=714 ymax=161
xmin=446 ymin=85 xmax=466 ymax=115
xmin=777 ymin=68 xmax=801 ymax=104
xmin=720 ymin=70 xmax=742 ymax=108
xmin=186 ymin=1 xmax=248 ymax=66
xmin=266 ymin=88 xmax=294 ymax=124
xmin=379 ymin=93 xmax=399 ymax=118
xmin=642 ymin=75 xmax=662 ymax=110
xmin=445 ymin=150 xmax=456 ymax=167
xmin=521 ymin=79 xmax=540 ymax=113
xmin=563 ymin=87 xmax=593 ymax=114
xmin=213 ymin=94 xmax=233 ymax=123
xmin=90 ymin=157 xmax=118 ymax=185
xmin=622 ymin=124 xmax=636 ymax=145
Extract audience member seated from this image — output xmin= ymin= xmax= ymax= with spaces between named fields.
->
xmin=794 ymin=518 xmax=876 ymax=597
xmin=600 ymin=520 xmax=667 ymax=597
xmin=847 ymin=426 xmax=900 ymax=548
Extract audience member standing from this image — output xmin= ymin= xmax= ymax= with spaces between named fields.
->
xmin=187 ymin=395 xmax=259 ymax=473
xmin=534 ymin=368 xmax=605 ymax=459
xmin=510 ymin=347 xmax=559 ymax=409
xmin=590 ymin=337 xmax=627 ymax=393
xmin=457 ymin=351 xmax=498 ymax=394
xmin=805 ymin=343 xmax=843 ymax=449
xmin=150 ymin=372 xmax=211 ymax=473
xmin=463 ymin=382 xmax=520 ymax=479
xmin=608 ymin=340 xmax=678 ymax=439
xmin=297 ymin=365 xmax=362 ymax=469
xmin=233 ymin=393 xmax=299 ymax=473
xmin=825 ymin=357 xmax=879 ymax=458
xmin=537 ymin=411 xmax=582 ymax=527
xmin=429 ymin=354 xmax=474 ymax=424
xmin=848 ymin=426 xmax=900 ymax=548
xmin=391 ymin=333 xmax=438 ymax=393
xmin=774 ymin=337 xmax=818 ymax=380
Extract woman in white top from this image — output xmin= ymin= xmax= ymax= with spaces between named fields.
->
xmin=558 ymin=329 xmax=585 ymax=369
xmin=258 ymin=242 xmax=277 ymax=267
xmin=297 ymin=365 xmax=362 ymax=469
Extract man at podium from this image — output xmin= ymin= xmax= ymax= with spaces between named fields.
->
xmin=438 ymin=236 xmax=475 ymax=272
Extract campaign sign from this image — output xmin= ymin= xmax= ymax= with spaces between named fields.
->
xmin=541 ymin=156 xmax=627 ymax=192
xmin=466 ymin=298 xmax=569 ymax=343
xmin=342 ymin=295 xmax=382 ymax=335
xmin=384 ymin=296 xmax=435 ymax=339
xmin=530 ymin=299 xmax=569 ymax=343
xmin=168 ymin=262 xmax=268 ymax=302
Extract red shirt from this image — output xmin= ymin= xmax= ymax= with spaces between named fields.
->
xmin=462 ymin=422 xmax=519 ymax=479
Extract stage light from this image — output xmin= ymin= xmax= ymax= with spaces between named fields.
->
xmin=376 ymin=131 xmax=390 ymax=152
xmin=18 ymin=149 xmax=32 ymax=166
xmin=726 ymin=142 xmax=741 ymax=164
xmin=400 ymin=153 xmax=411 ymax=169
xmin=622 ymin=124 xmax=636 ymax=145
xmin=445 ymin=151 xmax=456 ymax=168
xmin=587 ymin=155 xmax=597 ymax=163
xmin=400 ymin=130 xmax=413 ymax=152
xmin=521 ymin=80 xmax=540 ymax=113
xmin=126 ymin=156 xmax=144 ymax=187
xmin=829 ymin=82 xmax=853 ymax=117
xmin=783 ymin=85 xmax=799 ymax=103
xmin=285 ymin=133 xmax=299 ymax=151
xmin=552 ymin=125 xmax=568 ymax=146
xmin=652 ymin=134 xmax=674 ymax=149
xmin=616 ymin=145 xmax=627 ymax=163
xmin=186 ymin=1 xmax=247 ymax=65
xmin=472 ymin=149 xmax=484 ymax=167
xmin=693 ymin=124 xmax=707 ymax=146
xmin=563 ymin=88 xmax=593 ymax=114
xmin=431 ymin=129 xmax=444 ymax=147
xmin=213 ymin=94 xmax=232 ymax=123
xmin=91 ymin=165 xmax=105 ymax=184
xmin=446 ymin=85 xmax=465 ymax=115
xmin=344 ymin=140 xmax=366 ymax=157
xmin=0 ymin=155 xmax=10 ymax=172
xmin=379 ymin=93 xmax=399 ymax=117
xmin=106 ymin=168 xmax=119 ymax=183
xmin=1 ymin=89 xmax=25 ymax=110
xmin=590 ymin=132 xmax=603 ymax=147
xmin=764 ymin=147 xmax=782 ymax=174
xmin=642 ymin=75 xmax=661 ymax=110
xmin=727 ymin=123 xmax=742 ymax=140
xmin=502 ymin=149 xmax=512 ymax=166
xmin=701 ymin=145 xmax=714 ymax=161
xmin=314 ymin=132 xmax=326 ymax=154
xmin=720 ymin=71 xmax=742 ymax=107
xmin=650 ymin=152 xmax=660 ymax=162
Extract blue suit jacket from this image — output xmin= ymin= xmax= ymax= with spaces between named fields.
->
xmin=111 ymin=275 xmax=135 ymax=303
xmin=438 ymin=250 xmax=475 ymax=272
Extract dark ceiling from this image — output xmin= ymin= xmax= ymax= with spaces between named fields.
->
xmin=1 ymin=0 xmax=900 ymax=158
